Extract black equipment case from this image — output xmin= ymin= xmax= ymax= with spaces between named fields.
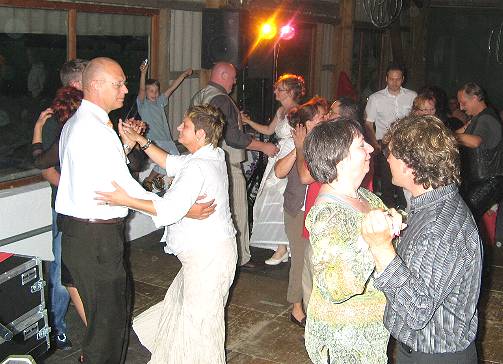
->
xmin=0 ymin=255 xmax=50 ymax=360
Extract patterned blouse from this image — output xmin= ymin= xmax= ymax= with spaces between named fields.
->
xmin=304 ymin=188 xmax=389 ymax=364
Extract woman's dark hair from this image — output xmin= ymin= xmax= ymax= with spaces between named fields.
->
xmin=186 ymin=104 xmax=225 ymax=147
xmin=275 ymin=73 xmax=306 ymax=102
xmin=304 ymin=118 xmax=363 ymax=183
xmin=51 ymin=86 xmax=83 ymax=124
xmin=288 ymin=96 xmax=327 ymax=128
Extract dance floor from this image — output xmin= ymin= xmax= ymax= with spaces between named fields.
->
xmin=43 ymin=230 xmax=503 ymax=363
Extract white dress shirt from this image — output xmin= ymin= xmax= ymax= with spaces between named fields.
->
xmin=365 ymin=87 xmax=417 ymax=140
xmin=152 ymin=144 xmax=236 ymax=256
xmin=56 ymin=99 xmax=157 ymax=219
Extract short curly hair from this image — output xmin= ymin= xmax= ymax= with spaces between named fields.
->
xmin=186 ymin=104 xmax=225 ymax=147
xmin=275 ymin=73 xmax=306 ymax=102
xmin=383 ymin=115 xmax=460 ymax=189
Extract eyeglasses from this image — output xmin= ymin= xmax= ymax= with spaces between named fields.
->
xmin=418 ymin=108 xmax=436 ymax=113
xmin=97 ymin=80 xmax=128 ymax=88
xmin=274 ymin=86 xmax=289 ymax=92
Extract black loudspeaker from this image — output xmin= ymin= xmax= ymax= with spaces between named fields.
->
xmin=201 ymin=9 xmax=248 ymax=69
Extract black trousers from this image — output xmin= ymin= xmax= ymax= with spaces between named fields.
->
xmin=397 ymin=340 xmax=477 ymax=364
xmin=60 ymin=217 xmax=130 ymax=364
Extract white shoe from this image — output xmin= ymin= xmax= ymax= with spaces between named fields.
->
xmin=265 ymin=251 xmax=289 ymax=265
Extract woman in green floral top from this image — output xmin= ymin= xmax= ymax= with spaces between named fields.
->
xmin=303 ymin=119 xmax=390 ymax=363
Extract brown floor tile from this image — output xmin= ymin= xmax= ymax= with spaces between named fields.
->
xmin=226 ymin=305 xmax=310 ymax=364
xmin=229 ymin=271 xmax=290 ymax=316
xmin=479 ymin=289 xmax=503 ymax=325
xmin=477 ymin=321 xmax=503 ymax=363
xmin=129 ymin=247 xmax=181 ymax=289
xmin=134 ymin=280 xmax=167 ymax=302
xmin=484 ymin=265 xmax=503 ymax=293
xmin=227 ymin=350 xmax=281 ymax=363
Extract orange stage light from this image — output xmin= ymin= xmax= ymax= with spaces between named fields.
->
xmin=259 ymin=22 xmax=277 ymax=40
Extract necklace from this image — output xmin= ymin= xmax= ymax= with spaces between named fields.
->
xmin=327 ymin=183 xmax=362 ymax=202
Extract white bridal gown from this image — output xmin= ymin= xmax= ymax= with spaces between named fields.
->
xmin=250 ymin=111 xmax=295 ymax=251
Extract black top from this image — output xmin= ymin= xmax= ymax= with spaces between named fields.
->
xmin=32 ymin=115 xmax=61 ymax=208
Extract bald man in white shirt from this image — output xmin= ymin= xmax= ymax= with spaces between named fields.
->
xmin=57 ymin=58 xmax=214 ymax=363
xmin=56 ymin=57 xmax=156 ymax=363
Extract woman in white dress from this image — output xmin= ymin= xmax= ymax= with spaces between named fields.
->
xmin=96 ymin=104 xmax=236 ymax=364
xmin=241 ymin=73 xmax=306 ymax=265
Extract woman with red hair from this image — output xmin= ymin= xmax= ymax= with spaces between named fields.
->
xmin=32 ymin=86 xmax=88 ymax=338
xmin=32 ymin=86 xmax=84 ymax=166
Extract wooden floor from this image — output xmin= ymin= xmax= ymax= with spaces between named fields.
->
xmin=43 ymin=230 xmax=503 ymax=363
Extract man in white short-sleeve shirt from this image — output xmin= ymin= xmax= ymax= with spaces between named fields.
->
xmin=364 ymin=63 xmax=416 ymax=208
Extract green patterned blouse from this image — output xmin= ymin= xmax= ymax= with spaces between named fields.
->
xmin=304 ymin=188 xmax=389 ymax=364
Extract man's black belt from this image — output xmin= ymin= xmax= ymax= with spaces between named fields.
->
xmin=401 ymin=342 xmax=414 ymax=354
xmin=64 ymin=215 xmax=124 ymax=224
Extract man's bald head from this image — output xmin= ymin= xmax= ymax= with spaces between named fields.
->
xmin=82 ymin=57 xmax=119 ymax=90
xmin=82 ymin=57 xmax=128 ymax=113
xmin=210 ymin=62 xmax=237 ymax=94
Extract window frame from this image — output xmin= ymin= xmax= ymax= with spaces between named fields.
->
xmin=0 ymin=0 xmax=159 ymax=189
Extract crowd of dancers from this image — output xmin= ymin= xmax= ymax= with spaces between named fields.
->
xmin=32 ymin=56 xmax=502 ymax=363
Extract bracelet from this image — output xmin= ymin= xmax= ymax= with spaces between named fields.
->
xmin=141 ymin=138 xmax=152 ymax=151
xmin=123 ymin=144 xmax=131 ymax=152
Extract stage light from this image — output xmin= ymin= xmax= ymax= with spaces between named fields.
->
xmin=259 ymin=21 xmax=277 ymax=40
xmin=279 ymin=24 xmax=295 ymax=40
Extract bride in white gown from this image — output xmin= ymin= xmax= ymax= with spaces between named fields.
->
xmin=96 ymin=105 xmax=236 ymax=364
xmin=241 ymin=74 xmax=306 ymax=265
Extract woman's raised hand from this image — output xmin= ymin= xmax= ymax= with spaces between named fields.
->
xmin=118 ymin=119 xmax=143 ymax=146
xmin=240 ymin=111 xmax=251 ymax=125
xmin=35 ymin=108 xmax=54 ymax=127
xmin=292 ymin=124 xmax=307 ymax=150
xmin=123 ymin=118 xmax=147 ymax=135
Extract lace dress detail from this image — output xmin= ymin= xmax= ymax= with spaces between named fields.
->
xmin=250 ymin=111 xmax=293 ymax=250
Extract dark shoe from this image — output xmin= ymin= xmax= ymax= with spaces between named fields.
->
xmin=55 ymin=333 xmax=73 ymax=350
xmin=142 ymin=179 xmax=154 ymax=192
xmin=290 ymin=313 xmax=306 ymax=328
xmin=152 ymin=176 xmax=166 ymax=191
xmin=241 ymin=261 xmax=256 ymax=269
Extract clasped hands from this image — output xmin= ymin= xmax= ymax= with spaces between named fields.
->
xmin=361 ymin=209 xmax=407 ymax=273
xmin=118 ymin=118 xmax=147 ymax=149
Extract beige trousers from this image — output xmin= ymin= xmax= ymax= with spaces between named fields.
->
xmin=302 ymin=242 xmax=313 ymax=311
xmin=229 ymin=163 xmax=251 ymax=265
xmin=284 ymin=210 xmax=309 ymax=304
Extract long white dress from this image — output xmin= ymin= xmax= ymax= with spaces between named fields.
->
xmin=132 ymin=145 xmax=237 ymax=364
xmin=249 ymin=111 xmax=295 ymax=251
